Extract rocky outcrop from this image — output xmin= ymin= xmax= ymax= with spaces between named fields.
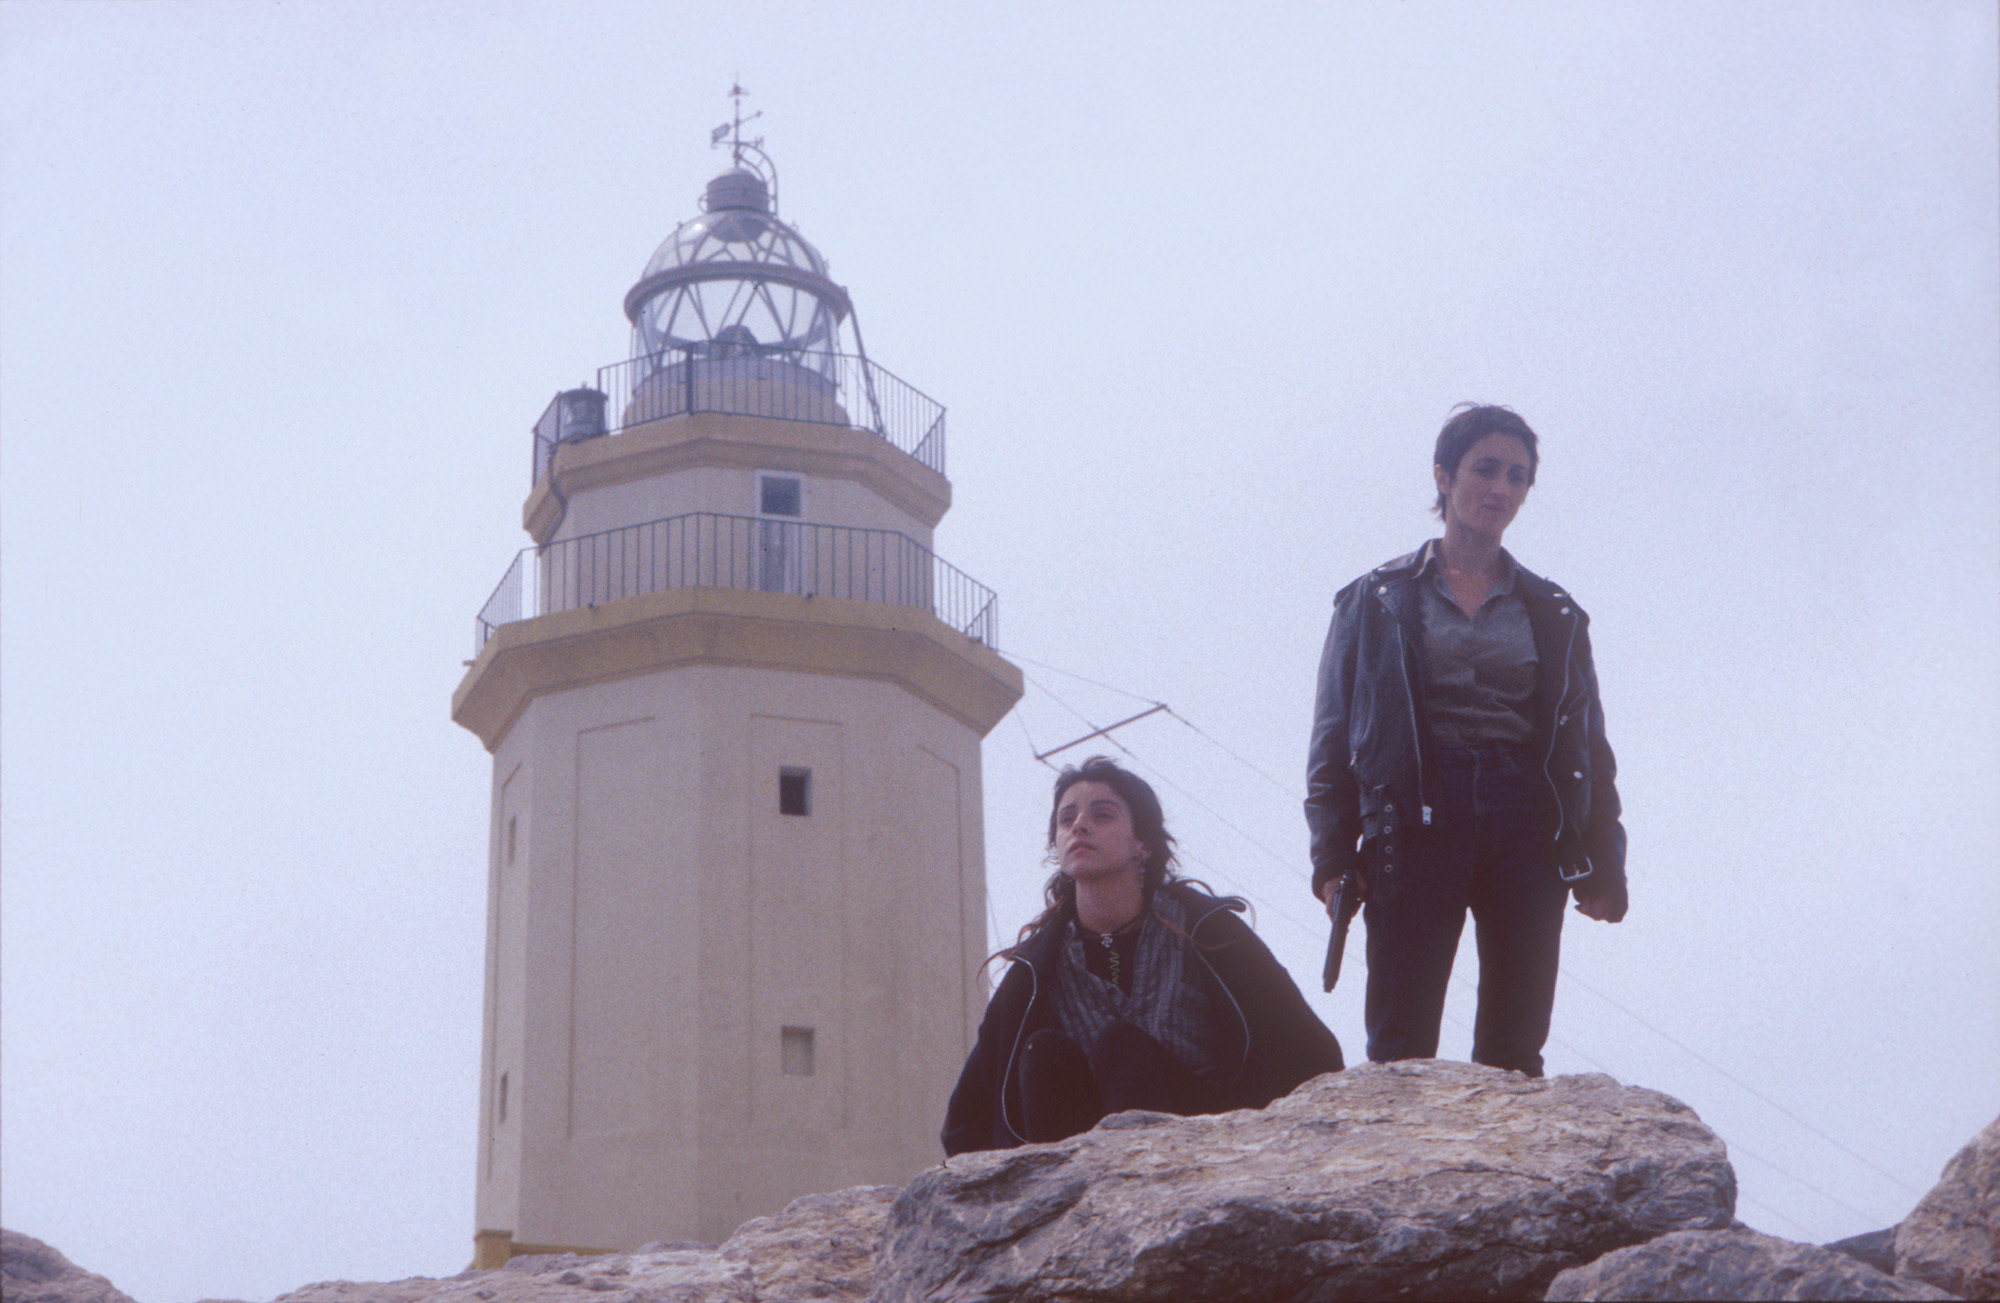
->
xmin=1827 ymin=1227 xmax=1899 ymax=1276
xmin=1895 ymin=1113 xmax=2000 ymax=1300
xmin=32 ymin=1067 xmax=1988 ymax=1303
xmin=268 ymin=1185 xmax=897 ymax=1303
xmin=714 ymin=1185 xmax=893 ymax=1299
xmin=1544 ymin=1227 xmax=1956 ymax=1300
xmin=0 ymin=1231 xmax=137 ymax=1303
xmin=872 ymin=1060 xmax=1736 ymax=1302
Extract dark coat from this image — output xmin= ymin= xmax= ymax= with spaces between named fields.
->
xmin=941 ymin=882 xmax=1344 ymax=1156
xmin=1304 ymin=544 xmax=1626 ymax=901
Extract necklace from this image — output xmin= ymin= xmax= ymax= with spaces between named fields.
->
xmin=1081 ymin=913 xmax=1142 ymax=990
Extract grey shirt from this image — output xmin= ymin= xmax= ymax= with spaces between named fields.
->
xmin=1416 ymin=541 xmax=1538 ymax=749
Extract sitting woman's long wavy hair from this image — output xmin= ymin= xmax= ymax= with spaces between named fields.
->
xmin=998 ymin=755 xmax=1231 ymax=961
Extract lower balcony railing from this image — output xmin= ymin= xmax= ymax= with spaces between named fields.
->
xmin=474 ymin=512 xmax=999 ymax=655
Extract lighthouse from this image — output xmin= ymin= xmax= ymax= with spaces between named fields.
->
xmin=451 ymin=116 xmax=1022 ymax=1266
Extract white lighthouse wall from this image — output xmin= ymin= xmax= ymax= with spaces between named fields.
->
xmin=548 ymin=463 xmax=936 ymax=552
xmin=475 ymin=758 xmax=531 ymax=1232
xmin=474 ymin=660 xmax=990 ymax=1251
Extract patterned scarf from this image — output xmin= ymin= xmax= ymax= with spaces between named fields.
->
xmin=1052 ymin=889 xmax=1227 ymax=1081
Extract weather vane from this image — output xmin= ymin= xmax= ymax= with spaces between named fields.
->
xmin=711 ymin=81 xmax=764 ymax=167
xmin=708 ymin=80 xmax=778 ymax=210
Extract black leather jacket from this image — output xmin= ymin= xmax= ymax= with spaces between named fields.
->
xmin=1305 ymin=545 xmax=1626 ymax=899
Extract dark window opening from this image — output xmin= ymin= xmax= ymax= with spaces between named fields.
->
xmin=779 ymin=767 xmax=811 ymax=816
xmin=759 ymin=475 xmax=802 ymax=517
xmin=781 ymin=1026 xmax=815 ymax=1077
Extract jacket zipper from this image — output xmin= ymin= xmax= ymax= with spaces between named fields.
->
xmin=1543 ymin=606 xmax=1579 ymax=845
xmin=1389 ymin=598 xmax=1433 ymax=825
xmin=998 ymin=957 xmax=1040 ymax=1145
xmin=1189 ymin=898 xmax=1253 ymax=1082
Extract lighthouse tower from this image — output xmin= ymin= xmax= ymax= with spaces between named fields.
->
xmin=452 ymin=120 xmax=1021 ymax=1266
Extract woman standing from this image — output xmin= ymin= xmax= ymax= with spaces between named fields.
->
xmin=943 ymin=756 xmax=1342 ymax=1155
xmin=1305 ymin=405 xmax=1626 ymax=1078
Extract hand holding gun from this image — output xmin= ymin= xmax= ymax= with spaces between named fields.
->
xmin=1320 ymin=872 xmax=1365 ymax=993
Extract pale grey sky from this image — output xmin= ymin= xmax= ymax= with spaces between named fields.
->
xmin=3 ymin=4 xmax=1995 ymax=1301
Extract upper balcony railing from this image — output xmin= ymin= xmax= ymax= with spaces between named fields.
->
xmin=474 ymin=511 xmax=999 ymax=656
xmin=532 ymin=348 xmax=946 ymax=487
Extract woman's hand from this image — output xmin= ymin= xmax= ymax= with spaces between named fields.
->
xmin=1572 ymin=876 xmax=1628 ymax=924
xmin=1320 ymin=873 xmax=1367 ymax=917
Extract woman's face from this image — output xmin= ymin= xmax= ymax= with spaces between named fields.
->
xmin=1053 ymin=780 xmax=1149 ymax=883
xmin=1436 ymin=432 xmax=1534 ymax=538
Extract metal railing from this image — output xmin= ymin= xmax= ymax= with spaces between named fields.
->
xmin=533 ymin=349 xmax=946 ymax=485
xmin=474 ymin=512 xmax=999 ymax=655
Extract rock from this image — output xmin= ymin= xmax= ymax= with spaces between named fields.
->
xmin=269 ymin=1184 xmax=898 ymax=1303
xmin=274 ymin=1280 xmax=485 ymax=1303
xmin=717 ymin=1185 xmax=897 ymax=1300
xmin=1544 ymin=1227 xmax=1957 ymax=1300
xmin=1896 ymin=1113 xmax=2000 ymax=1300
xmin=871 ymin=1060 xmax=1736 ymax=1302
xmin=1827 ymin=1228 xmax=1899 ymax=1276
xmin=0 ymin=1230 xmax=137 ymax=1303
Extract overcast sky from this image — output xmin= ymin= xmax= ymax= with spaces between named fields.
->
xmin=3 ymin=4 xmax=1995 ymax=1301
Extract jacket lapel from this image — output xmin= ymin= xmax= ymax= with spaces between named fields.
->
xmin=1512 ymin=559 xmax=1580 ymax=746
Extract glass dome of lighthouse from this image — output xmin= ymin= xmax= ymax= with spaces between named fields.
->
xmin=575 ymin=95 xmax=944 ymax=473
xmin=622 ymin=154 xmax=854 ymax=381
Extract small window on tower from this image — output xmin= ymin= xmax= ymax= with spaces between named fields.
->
xmin=506 ymin=815 xmax=518 ymax=864
xmin=759 ymin=474 xmax=803 ymax=518
xmin=497 ymin=1071 xmax=509 ymax=1125
xmin=778 ymin=767 xmax=811 ymax=816
xmin=780 ymin=1026 xmax=815 ymax=1077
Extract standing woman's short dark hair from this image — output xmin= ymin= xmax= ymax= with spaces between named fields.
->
xmin=1433 ymin=404 xmax=1540 ymax=518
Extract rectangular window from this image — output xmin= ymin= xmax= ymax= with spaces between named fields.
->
xmin=758 ymin=474 xmax=803 ymax=518
xmin=780 ymin=1026 xmax=815 ymax=1077
xmin=757 ymin=474 xmax=804 ymax=593
xmin=779 ymin=766 xmax=811 ymax=816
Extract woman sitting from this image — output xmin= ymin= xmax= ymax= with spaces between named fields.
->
xmin=942 ymin=756 xmax=1342 ymax=1154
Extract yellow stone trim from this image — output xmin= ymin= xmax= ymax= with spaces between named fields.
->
xmin=470 ymin=1230 xmax=511 ymax=1270
xmin=524 ymin=411 xmax=951 ymax=542
xmin=471 ymin=1230 xmax=619 ymax=1269
xmin=452 ymin=587 xmax=1024 ymax=751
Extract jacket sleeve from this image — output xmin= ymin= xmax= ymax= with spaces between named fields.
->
xmin=1575 ymin=620 xmax=1627 ymax=888
xmin=940 ymin=961 xmax=1033 ymax=1156
xmin=940 ymin=1038 xmax=993 ymax=1157
xmin=1305 ymin=582 xmax=1364 ymax=899
xmin=1209 ymin=912 xmax=1344 ymax=1108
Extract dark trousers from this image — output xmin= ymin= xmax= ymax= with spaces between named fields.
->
xmin=1362 ymin=744 xmax=1569 ymax=1077
xmin=1018 ymin=1020 xmax=1217 ymax=1144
